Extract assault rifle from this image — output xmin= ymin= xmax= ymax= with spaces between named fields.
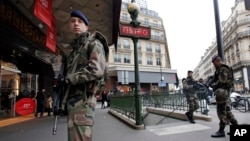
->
xmin=52 ymin=55 xmax=66 ymax=135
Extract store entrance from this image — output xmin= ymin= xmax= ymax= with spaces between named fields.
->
xmin=0 ymin=62 xmax=20 ymax=119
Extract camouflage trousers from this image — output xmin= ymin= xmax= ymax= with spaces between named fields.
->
xmin=215 ymin=89 xmax=238 ymax=128
xmin=187 ymin=96 xmax=199 ymax=116
xmin=67 ymin=95 xmax=96 ymax=141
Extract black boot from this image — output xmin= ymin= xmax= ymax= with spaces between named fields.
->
xmin=185 ymin=112 xmax=195 ymax=124
xmin=189 ymin=115 xmax=196 ymax=124
xmin=211 ymin=126 xmax=225 ymax=137
xmin=185 ymin=112 xmax=191 ymax=120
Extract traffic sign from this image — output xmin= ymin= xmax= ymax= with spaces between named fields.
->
xmin=158 ymin=82 xmax=166 ymax=87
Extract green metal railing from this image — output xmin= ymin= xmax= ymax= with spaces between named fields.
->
xmin=109 ymin=91 xmax=209 ymax=121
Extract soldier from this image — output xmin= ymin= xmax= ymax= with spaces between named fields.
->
xmin=182 ymin=70 xmax=199 ymax=124
xmin=210 ymin=55 xmax=238 ymax=138
xmin=63 ymin=10 xmax=109 ymax=141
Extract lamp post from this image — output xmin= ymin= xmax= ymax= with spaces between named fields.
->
xmin=213 ymin=0 xmax=224 ymax=61
xmin=127 ymin=0 xmax=142 ymax=125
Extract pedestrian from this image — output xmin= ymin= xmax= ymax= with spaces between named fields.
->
xmin=101 ymin=90 xmax=107 ymax=109
xmin=62 ymin=10 xmax=109 ymax=141
xmin=210 ymin=55 xmax=238 ymax=138
xmin=182 ymin=70 xmax=199 ymax=124
xmin=45 ymin=94 xmax=53 ymax=116
xmin=35 ymin=89 xmax=46 ymax=118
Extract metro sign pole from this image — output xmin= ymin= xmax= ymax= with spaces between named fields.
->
xmin=119 ymin=0 xmax=150 ymax=125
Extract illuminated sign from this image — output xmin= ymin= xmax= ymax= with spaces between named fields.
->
xmin=119 ymin=23 xmax=151 ymax=39
xmin=0 ymin=0 xmax=46 ymax=47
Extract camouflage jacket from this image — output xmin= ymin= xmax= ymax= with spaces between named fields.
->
xmin=182 ymin=76 xmax=198 ymax=99
xmin=211 ymin=63 xmax=234 ymax=91
xmin=64 ymin=31 xmax=109 ymax=102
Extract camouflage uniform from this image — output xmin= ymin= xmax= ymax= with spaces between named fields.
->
xmin=64 ymin=31 xmax=108 ymax=141
xmin=212 ymin=64 xmax=238 ymax=134
xmin=182 ymin=76 xmax=199 ymax=123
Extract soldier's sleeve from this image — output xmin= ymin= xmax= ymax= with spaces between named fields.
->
xmin=218 ymin=66 xmax=230 ymax=84
xmin=67 ymin=39 xmax=107 ymax=85
xmin=183 ymin=79 xmax=193 ymax=90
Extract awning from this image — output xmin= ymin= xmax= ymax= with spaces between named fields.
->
xmin=117 ymin=70 xmax=177 ymax=84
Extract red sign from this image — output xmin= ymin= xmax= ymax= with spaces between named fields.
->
xmin=46 ymin=15 xmax=56 ymax=52
xmin=119 ymin=23 xmax=151 ymax=39
xmin=15 ymin=98 xmax=36 ymax=116
xmin=34 ymin=0 xmax=52 ymax=28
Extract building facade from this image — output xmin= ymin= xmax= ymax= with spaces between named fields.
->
xmin=105 ymin=0 xmax=178 ymax=94
xmin=193 ymin=0 xmax=250 ymax=93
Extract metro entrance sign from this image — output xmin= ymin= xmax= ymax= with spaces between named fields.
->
xmin=119 ymin=23 xmax=151 ymax=39
xmin=15 ymin=98 xmax=36 ymax=115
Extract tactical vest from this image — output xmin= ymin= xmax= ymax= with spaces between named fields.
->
xmin=63 ymin=31 xmax=109 ymax=103
xmin=214 ymin=64 xmax=234 ymax=90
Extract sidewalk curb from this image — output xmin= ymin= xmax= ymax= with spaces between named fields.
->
xmin=108 ymin=109 xmax=144 ymax=130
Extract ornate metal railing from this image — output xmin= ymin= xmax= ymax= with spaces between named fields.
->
xmin=109 ymin=91 xmax=209 ymax=121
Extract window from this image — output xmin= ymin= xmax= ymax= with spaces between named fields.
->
xmin=124 ymin=54 xmax=130 ymax=63
xmin=123 ymin=40 xmax=130 ymax=49
xmin=121 ymin=13 xmax=128 ymax=21
xmin=247 ymin=26 xmax=250 ymax=34
xmin=117 ymin=39 xmax=121 ymax=48
xmin=156 ymin=57 xmax=161 ymax=66
xmin=137 ymin=41 xmax=141 ymax=51
xmin=155 ymin=44 xmax=161 ymax=53
xmin=236 ymin=43 xmax=239 ymax=52
xmin=147 ymin=57 xmax=153 ymax=65
xmin=246 ymin=14 xmax=250 ymax=21
xmin=153 ymin=20 xmax=158 ymax=27
xmin=146 ymin=43 xmax=152 ymax=52
xmin=144 ymin=18 xmax=149 ymax=25
xmin=138 ymin=55 xmax=142 ymax=64
xmin=114 ymin=53 xmax=121 ymax=63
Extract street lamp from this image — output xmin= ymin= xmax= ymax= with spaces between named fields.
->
xmin=213 ymin=0 xmax=224 ymax=61
xmin=127 ymin=0 xmax=142 ymax=125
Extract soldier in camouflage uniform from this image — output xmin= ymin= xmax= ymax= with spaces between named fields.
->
xmin=182 ymin=70 xmax=199 ymax=124
xmin=210 ymin=55 xmax=238 ymax=138
xmin=63 ymin=10 xmax=109 ymax=141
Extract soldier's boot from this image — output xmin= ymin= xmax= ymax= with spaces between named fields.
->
xmin=211 ymin=126 xmax=225 ymax=138
xmin=189 ymin=115 xmax=196 ymax=124
xmin=185 ymin=112 xmax=191 ymax=121
xmin=185 ymin=112 xmax=195 ymax=124
xmin=228 ymin=119 xmax=238 ymax=135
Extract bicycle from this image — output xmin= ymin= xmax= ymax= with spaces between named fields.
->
xmin=230 ymin=96 xmax=247 ymax=113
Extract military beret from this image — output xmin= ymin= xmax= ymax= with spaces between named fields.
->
xmin=71 ymin=10 xmax=89 ymax=25
xmin=187 ymin=70 xmax=193 ymax=74
xmin=212 ymin=55 xmax=220 ymax=62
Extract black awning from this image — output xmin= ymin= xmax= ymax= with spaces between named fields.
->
xmin=15 ymin=48 xmax=54 ymax=77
